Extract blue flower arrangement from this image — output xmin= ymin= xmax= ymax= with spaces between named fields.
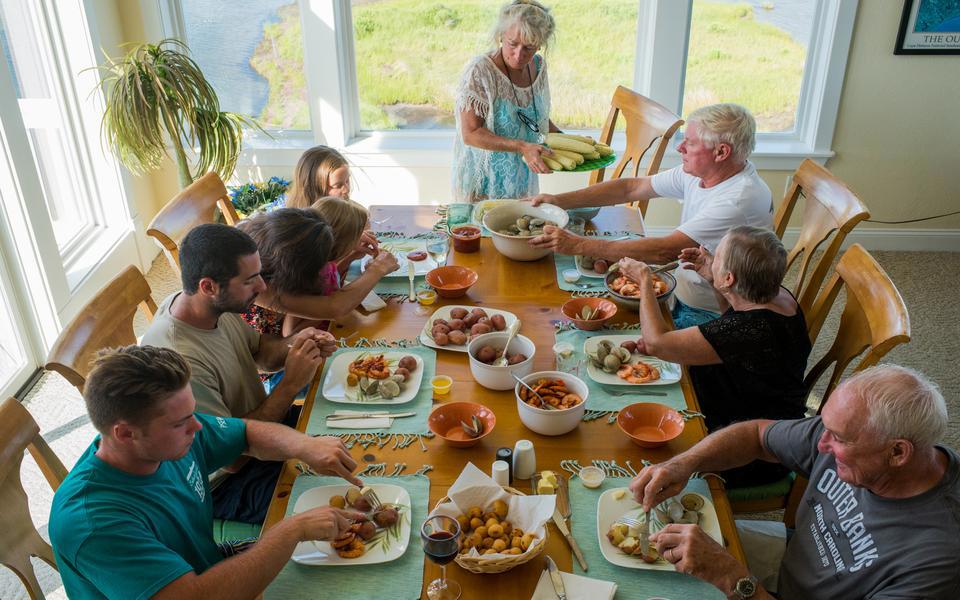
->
xmin=229 ymin=176 xmax=290 ymax=216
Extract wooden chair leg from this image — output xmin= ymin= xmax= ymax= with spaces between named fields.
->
xmin=784 ymin=476 xmax=808 ymax=529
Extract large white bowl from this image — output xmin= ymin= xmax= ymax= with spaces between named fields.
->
xmin=515 ymin=370 xmax=588 ymax=436
xmin=467 ymin=332 xmax=536 ymax=390
xmin=483 ymin=201 xmax=570 ymax=261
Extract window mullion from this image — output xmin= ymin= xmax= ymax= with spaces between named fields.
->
xmin=634 ymin=0 xmax=692 ymax=115
xmin=301 ymin=0 xmax=353 ymax=147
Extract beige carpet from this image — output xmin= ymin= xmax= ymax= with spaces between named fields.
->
xmin=3 ymin=249 xmax=958 ymax=599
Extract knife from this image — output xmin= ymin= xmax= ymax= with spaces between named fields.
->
xmin=326 ymin=411 xmax=416 ymax=421
xmin=639 ymin=509 xmax=651 ymax=557
xmin=407 ymin=261 xmax=416 ymax=301
xmin=555 ymin=475 xmax=588 ymax=571
xmin=545 ymin=556 xmax=567 ymax=600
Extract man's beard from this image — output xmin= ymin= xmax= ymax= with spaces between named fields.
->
xmin=212 ymin=290 xmax=256 ymax=314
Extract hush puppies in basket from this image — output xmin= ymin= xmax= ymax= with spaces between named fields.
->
xmin=455 ymin=500 xmax=539 ymax=556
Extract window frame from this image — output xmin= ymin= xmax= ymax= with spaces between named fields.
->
xmin=158 ymin=0 xmax=857 ymax=170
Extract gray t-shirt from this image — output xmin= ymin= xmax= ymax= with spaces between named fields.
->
xmin=764 ymin=417 xmax=960 ymax=600
xmin=141 ymin=293 xmax=266 ymax=418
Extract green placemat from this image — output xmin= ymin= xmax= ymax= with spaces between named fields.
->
xmin=554 ymin=326 xmax=687 ymax=417
xmin=571 ymin=153 xmax=617 ymax=172
xmin=553 ymin=231 xmax=641 ymax=292
xmin=567 ymin=475 xmax=725 ymax=599
xmin=306 ymin=345 xmax=436 ymax=437
xmin=264 ymin=474 xmax=429 ymax=600
xmin=345 ymin=234 xmax=444 ymax=299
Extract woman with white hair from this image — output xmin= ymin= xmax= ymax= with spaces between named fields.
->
xmin=453 ymin=0 xmax=560 ymax=202
xmin=618 ymin=225 xmax=809 ymax=485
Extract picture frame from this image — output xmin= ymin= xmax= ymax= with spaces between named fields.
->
xmin=895 ymin=0 xmax=960 ymax=55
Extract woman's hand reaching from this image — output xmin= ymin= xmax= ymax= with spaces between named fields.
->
xmin=519 ymin=142 xmax=553 ymax=174
xmin=678 ymin=245 xmax=714 ymax=283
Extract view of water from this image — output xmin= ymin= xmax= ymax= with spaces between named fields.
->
xmin=711 ymin=0 xmax=815 ymax=46
xmin=181 ymin=0 xmax=294 ymax=119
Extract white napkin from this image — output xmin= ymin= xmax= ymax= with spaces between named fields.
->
xmin=530 ymin=568 xmax=618 ymax=600
xmin=360 ymin=290 xmax=387 ymax=312
xmin=324 ymin=410 xmax=392 ymax=429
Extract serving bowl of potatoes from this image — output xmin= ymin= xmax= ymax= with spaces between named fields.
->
xmin=467 ymin=332 xmax=536 ymax=390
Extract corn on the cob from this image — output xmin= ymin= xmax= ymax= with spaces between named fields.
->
xmin=552 ymin=149 xmax=585 ymax=165
xmin=542 ymin=156 xmax=563 ymax=171
xmin=545 ymin=134 xmax=596 ymax=155
xmin=551 ymin=132 xmax=596 ymax=145
xmin=549 ymin=152 xmax=577 ymax=170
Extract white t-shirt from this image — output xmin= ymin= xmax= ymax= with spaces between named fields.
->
xmin=650 ymin=162 xmax=773 ymax=312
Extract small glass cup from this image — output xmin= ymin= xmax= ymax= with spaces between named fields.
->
xmin=552 ymin=341 xmax=576 ymax=372
xmin=421 ymin=515 xmax=462 ymax=600
xmin=426 ymin=234 xmax=450 ymax=266
xmin=567 ymin=216 xmax=586 ymax=236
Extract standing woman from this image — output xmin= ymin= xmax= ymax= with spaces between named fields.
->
xmin=453 ymin=0 xmax=559 ymax=202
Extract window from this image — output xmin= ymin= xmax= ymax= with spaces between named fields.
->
xmin=180 ymin=0 xmax=309 ymax=130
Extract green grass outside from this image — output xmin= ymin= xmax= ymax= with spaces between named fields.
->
xmin=251 ymin=1 xmax=805 ymax=132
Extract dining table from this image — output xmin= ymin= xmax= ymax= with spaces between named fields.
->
xmin=261 ymin=203 xmax=745 ymax=599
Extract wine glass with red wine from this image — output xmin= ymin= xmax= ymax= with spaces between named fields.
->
xmin=420 ymin=515 xmax=462 ymax=600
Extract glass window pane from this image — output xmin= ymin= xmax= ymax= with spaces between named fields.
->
xmin=351 ymin=0 xmax=637 ymax=131
xmin=0 ymin=273 xmax=29 ymax=386
xmin=28 ymin=129 xmax=89 ymax=245
xmin=181 ymin=0 xmax=309 ymax=130
xmin=682 ymin=0 xmax=814 ymax=133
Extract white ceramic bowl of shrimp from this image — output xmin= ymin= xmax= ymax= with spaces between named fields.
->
xmin=515 ymin=371 xmax=588 ymax=436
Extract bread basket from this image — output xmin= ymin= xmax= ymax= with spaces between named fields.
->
xmin=433 ymin=486 xmax=548 ymax=574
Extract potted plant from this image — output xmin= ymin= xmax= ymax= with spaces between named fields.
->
xmin=229 ymin=177 xmax=290 ymax=218
xmin=97 ymin=38 xmax=258 ymax=187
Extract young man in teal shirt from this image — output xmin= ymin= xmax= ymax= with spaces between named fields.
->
xmin=49 ymin=345 xmax=364 ymax=599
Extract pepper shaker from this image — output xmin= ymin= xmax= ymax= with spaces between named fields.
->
xmin=495 ymin=447 xmax=513 ymax=483
xmin=512 ymin=439 xmax=536 ymax=480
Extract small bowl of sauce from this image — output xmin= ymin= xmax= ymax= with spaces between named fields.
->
xmin=417 ymin=289 xmax=437 ymax=305
xmin=451 ymin=225 xmax=481 ymax=253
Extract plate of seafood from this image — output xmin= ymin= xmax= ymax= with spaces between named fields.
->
xmin=605 ymin=268 xmax=676 ymax=307
xmin=359 ymin=239 xmax=438 ymax=277
xmin=575 ymin=255 xmax=611 ymax=279
xmin=419 ymin=305 xmax=519 ymax=353
xmin=597 ymin=486 xmax=720 ymax=570
xmin=582 ymin=336 xmax=681 ymax=386
xmin=322 ymin=351 xmax=425 ymax=404
xmin=291 ymin=483 xmax=411 ymax=566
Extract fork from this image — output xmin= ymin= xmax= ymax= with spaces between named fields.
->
xmin=361 ymin=486 xmax=383 ymax=511
xmin=606 ymin=390 xmax=668 ymax=397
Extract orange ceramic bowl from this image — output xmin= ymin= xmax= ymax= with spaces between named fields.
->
xmin=561 ymin=297 xmax=617 ymax=331
xmin=617 ymin=403 xmax=684 ymax=448
xmin=425 ymin=266 xmax=479 ymax=298
xmin=428 ymin=401 xmax=496 ymax=448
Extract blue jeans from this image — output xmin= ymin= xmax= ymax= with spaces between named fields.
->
xmin=671 ymin=298 xmax=721 ymax=329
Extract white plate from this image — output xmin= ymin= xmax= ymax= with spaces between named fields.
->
xmin=596 ymin=486 xmax=721 ymax=571
xmin=291 ymin=483 xmax=412 ymax=566
xmin=418 ymin=305 xmax=519 ymax=353
xmin=575 ymin=257 xmax=608 ymax=279
xmin=322 ymin=351 xmax=425 ymax=404
xmin=360 ymin=240 xmax=437 ymax=277
xmin=583 ymin=335 xmax=681 ymax=386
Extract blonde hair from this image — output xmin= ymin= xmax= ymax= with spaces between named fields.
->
xmin=492 ymin=0 xmax=555 ymax=49
xmin=309 ymin=196 xmax=369 ymax=262
xmin=286 ymin=145 xmax=349 ymax=209
xmin=845 ymin=365 xmax=947 ymax=448
xmin=687 ymin=103 xmax=756 ymax=165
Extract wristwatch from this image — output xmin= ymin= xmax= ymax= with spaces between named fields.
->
xmin=731 ymin=575 xmax=759 ymax=599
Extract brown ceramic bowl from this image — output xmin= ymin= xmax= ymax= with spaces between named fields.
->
xmin=428 ymin=401 xmax=496 ymax=448
xmin=425 ymin=266 xmax=479 ymax=298
xmin=617 ymin=403 xmax=684 ymax=448
xmin=561 ymin=297 xmax=617 ymax=330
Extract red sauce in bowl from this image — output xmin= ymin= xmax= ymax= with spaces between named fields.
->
xmin=451 ymin=225 xmax=481 ymax=253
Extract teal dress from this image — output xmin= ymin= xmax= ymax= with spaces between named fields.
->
xmin=453 ymin=54 xmax=552 ymax=202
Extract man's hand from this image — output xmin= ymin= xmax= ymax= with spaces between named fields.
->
xmin=292 ymin=506 xmax=365 ymax=542
xmin=679 ymin=245 xmax=714 ymax=283
xmin=526 ymin=193 xmax=561 ymax=208
xmin=281 ymin=335 xmax=324 ymax=391
xmin=629 ymin=459 xmax=694 ymax=512
xmin=652 ymin=524 xmax=752 ymax=595
xmin=529 ymin=225 xmax=583 ymax=254
xmin=299 ymin=435 xmax=362 ymax=486
xmin=367 ymin=250 xmax=400 ymax=277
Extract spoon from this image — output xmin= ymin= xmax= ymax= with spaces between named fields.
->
xmin=495 ymin=320 xmax=521 ymax=367
xmin=511 ymin=372 xmax=554 ymax=410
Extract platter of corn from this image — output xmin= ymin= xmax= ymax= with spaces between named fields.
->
xmin=541 ymin=133 xmax=616 ymax=173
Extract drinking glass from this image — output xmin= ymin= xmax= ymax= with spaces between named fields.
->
xmin=566 ymin=216 xmax=586 ymax=236
xmin=426 ymin=235 xmax=450 ymax=266
xmin=421 ymin=515 xmax=462 ymax=600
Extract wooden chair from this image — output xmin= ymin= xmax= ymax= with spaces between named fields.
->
xmin=729 ymin=244 xmax=910 ymax=525
xmin=1 ymin=396 xmax=69 ymax=599
xmin=45 ymin=265 xmax=157 ymax=393
xmin=590 ymin=86 xmax=684 ymax=216
xmin=146 ymin=171 xmax=240 ymax=271
xmin=774 ymin=159 xmax=870 ymax=317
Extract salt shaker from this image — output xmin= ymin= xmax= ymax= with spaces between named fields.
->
xmin=491 ymin=460 xmax=510 ymax=487
xmin=512 ymin=439 xmax=536 ymax=480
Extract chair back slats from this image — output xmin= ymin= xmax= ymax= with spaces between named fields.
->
xmin=775 ymin=159 xmax=870 ymax=315
xmin=45 ymin=265 xmax=156 ymax=392
xmin=146 ymin=172 xmax=239 ymax=269
xmin=803 ymin=244 xmax=911 ymax=411
xmin=589 ymin=86 xmax=683 ymax=216
xmin=1 ymin=397 xmax=66 ymax=599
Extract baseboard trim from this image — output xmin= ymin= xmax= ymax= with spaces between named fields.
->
xmin=644 ymin=226 xmax=960 ymax=252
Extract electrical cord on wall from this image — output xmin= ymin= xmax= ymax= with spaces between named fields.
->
xmin=865 ymin=209 xmax=960 ymax=225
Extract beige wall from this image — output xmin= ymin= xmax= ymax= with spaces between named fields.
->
xmin=106 ymin=1 xmax=960 ymax=248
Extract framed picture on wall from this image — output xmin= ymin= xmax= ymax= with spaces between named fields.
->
xmin=895 ymin=0 xmax=960 ymax=54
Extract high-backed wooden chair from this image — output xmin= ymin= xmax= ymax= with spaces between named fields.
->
xmin=45 ymin=265 xmax=157 ymax=393
xmin=1 ymin=396 xmax=68 ymax=599
xmin=590 ymin=86 xmax=683 ymax=216
xmin=774 ymin=159 xmax=870 ymax=317
xmin=146 ymin=171 xmax=240 ymax=271
xmin=729 ymin=244 xmax=910 ymax=525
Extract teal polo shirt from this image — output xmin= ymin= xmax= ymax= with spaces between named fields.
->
xmin=49 ymin=413 xmax=247 ymax=599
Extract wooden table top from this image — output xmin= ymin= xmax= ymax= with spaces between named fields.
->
xmin=262 ymin=204 xmax=743 ymax=598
